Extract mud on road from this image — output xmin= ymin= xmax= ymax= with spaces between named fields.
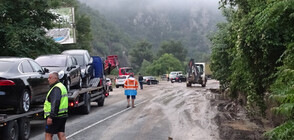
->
xmin=99 ymin=80 xmax=221 ymax=140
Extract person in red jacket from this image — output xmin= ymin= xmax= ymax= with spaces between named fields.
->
xmin=124 ymin=74 xmax=139 ymax=108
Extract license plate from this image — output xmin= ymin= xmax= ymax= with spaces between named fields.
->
xmin=0 ymin=91 xmax=5 ymax=95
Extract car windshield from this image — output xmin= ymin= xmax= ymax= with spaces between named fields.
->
xmin=170 ymin=72 xmax=177 ymax=75
xmin=0 ymin=61 xmax=14 ymax=72
xmin=117 ymin=76 xmax=126 ymax=79
xmin=72 ymin=55 xmax=84 ymax=65
xmin=125 ymin=68 xmax=133 ymax=73
xmin=35 ymin=56 xmax=66 ymax=67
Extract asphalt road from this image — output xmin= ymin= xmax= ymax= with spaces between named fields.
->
xmin=30 ymin=80 xmax=220 ymax=140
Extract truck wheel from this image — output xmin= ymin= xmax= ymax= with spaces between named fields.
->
xmin=98 ymin=94 xmax=105 ymax=107
xmin=3 ymin=120 xmax=19 ymax=140
xmin=18 ymin=117 xmax=30 ymax=140
xmin=80 ymin=93 xmax=91 ymax=114
xmin=201 ymin=83 xmax=206 ymax=87
xmin=17 ymin=90 xmax=30 ymax=113
xmin=186 ymin=83 xmax=191 ymax=87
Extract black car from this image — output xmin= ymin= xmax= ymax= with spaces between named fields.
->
xmin=62 ymin=49 xmax=94 ymax=87
xmin=171 ymin=75 xmax=186 ymax=83
xmin=35 ymin=54 xmax=82 ymax=91
xmin=0 ymin=57 xmax=50 ymax=113
xmin=142 ymin=76 xmax=159 ymax=85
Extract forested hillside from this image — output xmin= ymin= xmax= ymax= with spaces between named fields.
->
xmin=76 ymin=3 xmax=134 ymax=66
xmin=79 ymin=0 xmax=224 ymax=62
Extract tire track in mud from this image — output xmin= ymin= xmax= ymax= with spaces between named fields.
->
xmin=148 ymin=81 xmax=220 ymax=140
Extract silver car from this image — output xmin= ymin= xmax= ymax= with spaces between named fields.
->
xmin=115 ymin=76 xmax=127 ymax=88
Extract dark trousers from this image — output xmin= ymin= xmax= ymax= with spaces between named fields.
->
xmin=139 ymin=81 xmax=143 ymax=89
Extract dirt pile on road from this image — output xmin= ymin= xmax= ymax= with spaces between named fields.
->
xmin=208 ymin=91 xmax=267 ymax=140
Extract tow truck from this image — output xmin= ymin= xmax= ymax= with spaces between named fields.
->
xmin=0 ymin=55 xmax=118 ymax=140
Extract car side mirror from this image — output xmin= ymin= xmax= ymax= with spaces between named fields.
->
xmin=43 ymin=68 xmax=49 ymax=73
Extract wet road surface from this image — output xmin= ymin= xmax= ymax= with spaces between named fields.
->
xmin=30 ymin=80 xmax=220 ymax=140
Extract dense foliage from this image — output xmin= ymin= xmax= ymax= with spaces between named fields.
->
xmin=0 ymin=0 xmax=61 ymax=58
xmin=211 ymin=0 xmax=294 ymax=139
xmin=157 ymin=40 xmax=187 ymax=62
xmin=76 ymin=3 xmax=134 ymax=66
xmin=78 ymin=0 xmax=224 ymax=62
xmin=129 ymin=40 xmax=153 ymax=70
xmin=145 ymin=53 xmax=184 ymax=76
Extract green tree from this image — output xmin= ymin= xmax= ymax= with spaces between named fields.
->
xmin=145 ymin=53 xmax=184 ymax=76
xmin=129 ymin=40 xmax=153 ymax=70
xmin=157 ymin=40 xmax=187 ymax=62
xmin=213 ymin=0 xmax=294 ymax=139
xmin=138 ymin=60 xmax=151 ymax=76
xmin=0 ymin=0 xmax=61 ymax=58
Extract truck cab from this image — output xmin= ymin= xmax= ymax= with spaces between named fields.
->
xmin=119 ymin=67 xmax=133 ymax=76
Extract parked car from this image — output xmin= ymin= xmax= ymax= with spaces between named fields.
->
xmin=0 ymin=57 xmax=50 ymax=113
xmin=173 ymin=75 xmax=187 ymax=83
xmin=106 ymin=78 xmax=113 ymax=91
xmin=62 ymin=49 xmax=94 ymax=87
xmin=143 ymin=76 xmax=159 ymax=85
xmin=35 ymin=54 xmax=82 ymax=91
xmin=115 ymin=76 xmax=127 ymax=88
xmin=169 ymin=71 xmax=185 ymax=83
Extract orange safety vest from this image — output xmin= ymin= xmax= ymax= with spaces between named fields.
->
xmin=124 ymin=77 xmax=138 ymax=90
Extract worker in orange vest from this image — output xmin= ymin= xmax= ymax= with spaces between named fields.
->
xmin=124 ymin=74 xmax=139 ymax=108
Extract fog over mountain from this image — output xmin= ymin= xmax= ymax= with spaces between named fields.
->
xmin=79 ymin=0 xmax=223 ymax=61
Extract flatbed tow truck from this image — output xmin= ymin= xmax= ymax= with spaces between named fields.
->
xmin=0 ymin=55 xmax=118 ymax=140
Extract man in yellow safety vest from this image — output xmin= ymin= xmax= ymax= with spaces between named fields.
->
xmin=124 ymin=74 xmax=139 ymax=108
xmin=44 ymin=72 xmax=68 ymax=140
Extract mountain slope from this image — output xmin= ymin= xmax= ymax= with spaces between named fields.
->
xmin=79 ymin=0 xmax=224 ymax=61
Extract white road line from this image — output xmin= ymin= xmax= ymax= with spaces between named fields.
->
xmin=66 ymin=99 xmax=149 ymax=139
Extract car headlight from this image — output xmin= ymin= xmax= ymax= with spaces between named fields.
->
xmin=81 ymin=69 xmax=86 ymax=75
xmin=58 ymin=70 xmax=65 ymax=79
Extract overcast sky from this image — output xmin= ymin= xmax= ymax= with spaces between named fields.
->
xmin=79 ymin=0 xmax=221 ymax=13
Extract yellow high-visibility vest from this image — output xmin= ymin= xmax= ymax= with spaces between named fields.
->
xmin=44 ymin=82 xmax=68 ymax=118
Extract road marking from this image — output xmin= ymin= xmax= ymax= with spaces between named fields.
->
xmin=66 ymin=99 xmax=149 ymax=139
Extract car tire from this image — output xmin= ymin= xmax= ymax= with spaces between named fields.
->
xmin=147 ymin=81 xmax=151 ymax=85
xmin=83 ymin=77 xmax=90 ymax=88
xmin=18 ymin=117 xmax=30 ymax=140
xmin=17 ymin=90 xmax=30 ymax=113
xmin=3 ymin=120 xmax=19 ymax=140
xmin=77 ymin=77 xmax=82 ymax=89
xmin=66 ymin=79 xmax=71 ymax=91
xmin=116 ymin=85 xmax=119 ymax=88
xmin=110 ymin=87 xmax=113 ymax=91
xmin=97 ymin=94 xmax=105 ymax=107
